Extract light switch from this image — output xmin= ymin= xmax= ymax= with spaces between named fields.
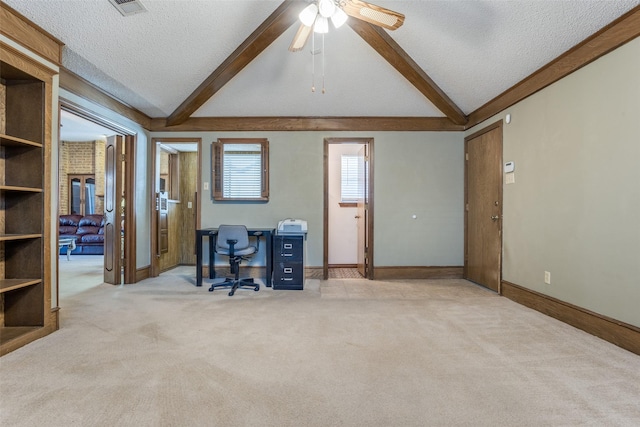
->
xmin=187 ymin=201 xmax=192 ymax=209
xmin=203 ymin=182 xmax=209 ymax=190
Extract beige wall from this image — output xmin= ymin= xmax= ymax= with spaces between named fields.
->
xmin=468 ymin=37 xmax=640 ymax=327
xmin=150 ymin=130 xmax=465 ymax=269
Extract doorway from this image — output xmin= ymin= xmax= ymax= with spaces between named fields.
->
xmin=58 ymin=103 xmax=137 ymax=288
xmin=464 ymin=121 xmax=503 ymax=292
xmin=324 ymin=138 xmax=374 ymax=280
xmin=150 ymin=138 xmax=201 ymax=277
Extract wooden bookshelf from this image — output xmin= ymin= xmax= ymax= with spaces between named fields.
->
xmin=1 ymin=42 xmax=55 ymax=356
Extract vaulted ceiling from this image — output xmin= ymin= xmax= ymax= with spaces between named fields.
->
xmin=4 ymin=0 xmax=640 ymax=131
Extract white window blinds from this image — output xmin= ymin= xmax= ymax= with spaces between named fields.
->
xmin=341 ymin=154 xmax=361 ymax=202
xmin=222 ymin=143 xmax=262 ymax=199
xmin=213 ymin=139 xmax=269 ymax=201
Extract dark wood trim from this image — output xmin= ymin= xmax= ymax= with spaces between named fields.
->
xmin=502 ymin=281 xmax=640 ymax=356
xmin=323 ymin=139 xmax=330 ymax=281
xmin=135 ymin=266 xmax=151 ymax=282
xmin=367 ymin=140 xmax=375 ymax=280
xmin=373 ymin=266 xmax=463 ymax=280
xmin=59 ymin=68 xmax=152 ymax=130
xmin=347 ymin=19 xmax=467 ymax=126
xmin=466 ymin=5 xmax=640 ymax=128
xmin=0 ymin=2 xmax=63 ymax=65
xmin=328 ymin=264 xmax=358 ymax=269
xmin=123 ymin=135 xmax=136 ymax=283
xmin=149 ymin=138 xmax=202 ymax=277
xmin=165 ymin=0 xmax=304 ymax=126
xmin=324 ymin=138 xmax=375 ymax=281
xmin=152 ymin=116 xmax=463 ymax=132
xmin=339 ymin=202 xmax=357 ymax=208
xmin=464 ymin=119 xmax=503 ymax=142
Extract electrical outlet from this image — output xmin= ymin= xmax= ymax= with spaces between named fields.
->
xmin=203 ymin=182 xmax=209 ymax=190
xmin=544 ymin=271 xmax=551 ymax=285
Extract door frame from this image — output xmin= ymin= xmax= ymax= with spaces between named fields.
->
xmin=59 ymin=101 xmax=137 ymax=284
xmin=323 ymin=137 xmax=374 ymax=280
xmin=149 ymin=137 xmax=202 ymax=277
xmin=464 ymin=120 xmax=503 ymax=292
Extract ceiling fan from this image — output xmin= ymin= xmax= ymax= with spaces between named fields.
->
xmin=289 ymin=0 xmax=405 ymax=52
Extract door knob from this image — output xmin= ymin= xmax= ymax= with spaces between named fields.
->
xmin=491 ymin=215 xmax=499 ymax=221
xmin=355 ymin=215 xmax=361 ymax=219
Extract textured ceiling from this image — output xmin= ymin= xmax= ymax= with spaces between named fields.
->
xmin=4 ymin=0 xmax=640 ymax=122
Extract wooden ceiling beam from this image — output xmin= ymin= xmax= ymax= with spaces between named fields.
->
xmin=151 ymin=116 xmax=464 ymax=132
xmin=347 ymin=19 xmax=468 ymax=126
xmin=60 ymin=68 xmax=153 ymax=130
xmin=165 ymin=0 xmax=304 ymax=127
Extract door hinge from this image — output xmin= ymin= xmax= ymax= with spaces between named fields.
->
xmin=466 ymin=204 xmax=469 ymax=211
xmin=121 ymin=154 xmax=126 ymax=162
xmin=465 ymin=152 xmax=469 ymax=161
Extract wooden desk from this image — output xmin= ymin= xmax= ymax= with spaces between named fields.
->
xmin=196 ymin=228 xmax=275 ymax=288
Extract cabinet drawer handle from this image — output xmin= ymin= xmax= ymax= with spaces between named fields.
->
xmin=282 ymin=278 xmax=293 ymax=281
xmin=284 ymin=268 xmax=292 ymax=273
xmin=284 ymin=243 xmax=293 ymax=249
xmin=282 ymin=253 xmax=293 ymax=257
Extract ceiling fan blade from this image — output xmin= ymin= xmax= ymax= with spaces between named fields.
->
xmin=341 ymin=0 xmax=405 ymax=31
xmin=289 ymin=23 xmax=313 ymax=52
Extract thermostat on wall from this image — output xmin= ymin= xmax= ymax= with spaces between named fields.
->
xmin=504 ymin=161 xmax=515 ymax=173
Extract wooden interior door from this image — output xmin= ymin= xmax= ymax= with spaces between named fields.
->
xmin=104 ymin=135 xmax=123 ymax=285
xmin=356 ymin=145 xmax=369 ymax=278
xmin=464 ymin=123 xmax=503 ymax=292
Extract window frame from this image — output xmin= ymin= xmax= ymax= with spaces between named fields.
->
xmin=339 ymin=154 xmax=361 ymax=207
xmin=212 ymin=138 xmax=269 ymax=202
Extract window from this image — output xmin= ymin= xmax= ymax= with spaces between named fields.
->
xmin=213 ymin=138 xmax=269 ymax=201
xmin=341 ymin=154 xmax=362 ymax=205
xmin=69 ymin=174 xmax=96 ymax=215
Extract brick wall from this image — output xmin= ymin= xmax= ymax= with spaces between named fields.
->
xmin=59 ymin=140 xmax=105 ymax=215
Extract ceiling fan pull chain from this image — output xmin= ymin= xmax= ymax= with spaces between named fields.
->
xmin=322 ymin=33 xmax=326 ymax=94
xmin=311 ymin=32 xmax=316 ymax=93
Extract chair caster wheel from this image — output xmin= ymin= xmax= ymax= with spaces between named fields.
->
xmin=228 ymin=291 xmax=234 ymax=296
xmin=208 ymin=286 xmax=214 ymax=292
xmin=254 ymin=286 xmax=259 ymax=291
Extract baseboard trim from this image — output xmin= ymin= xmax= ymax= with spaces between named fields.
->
xmin=374 ymin=266 xmax=463 ymax=280
xmin=501 ymin=280 xmax=640 ymax=356
xmin=135 ymin=266 xmax=150 ymax=282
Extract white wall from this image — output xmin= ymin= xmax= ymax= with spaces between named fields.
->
xmin=467 ymin=37 xmax=640 ymax=327
xmin=150 ymin=130 xmax=465 ymax=268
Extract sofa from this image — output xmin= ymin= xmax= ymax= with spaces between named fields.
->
xmin=59 ymin=214 xmax=105 ymax=255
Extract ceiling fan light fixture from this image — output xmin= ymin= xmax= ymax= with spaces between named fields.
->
xmin=331 ymin=7 xmax=348 ymax=28
xmin=314 ymin=15 xmax=329 ymax=34
xmin=318 ymin=0 xmax=336 ymax=18
xmin=299 ymin=3 xmax=319 ymax=27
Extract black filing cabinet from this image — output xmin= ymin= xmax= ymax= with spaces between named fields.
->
xmin=273 ymin=234 xmax=304 ymax=290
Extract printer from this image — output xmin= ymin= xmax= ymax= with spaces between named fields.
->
xmin=277 ymin=218 xmax=308 ymax=237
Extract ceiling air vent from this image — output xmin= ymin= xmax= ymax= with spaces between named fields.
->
xmin=108 ymin=0 xmax=147 ymax=16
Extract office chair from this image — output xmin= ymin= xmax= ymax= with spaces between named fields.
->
xmin=208 ymin=225 xmax=260 ymax=296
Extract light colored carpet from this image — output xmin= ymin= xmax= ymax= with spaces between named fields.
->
xmin=1 ymin=259 xmax=640 ymax=426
